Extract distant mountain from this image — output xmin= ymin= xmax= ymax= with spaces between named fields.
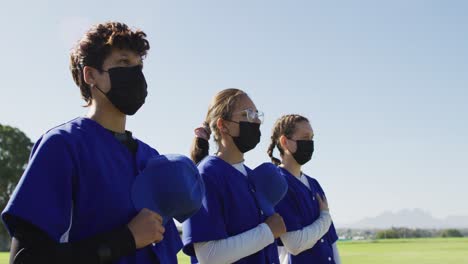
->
xmin=342 ymin=209 xmax=468 ymax=229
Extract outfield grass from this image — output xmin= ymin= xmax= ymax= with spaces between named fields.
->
xmin=1 ymin=237 xmax=467 ymax=264
xmin=336 ymin=237 xmax=468 ymax=264
xmin=0 ymin=253 xmax=7 ymax=264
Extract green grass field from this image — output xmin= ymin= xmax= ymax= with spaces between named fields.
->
xmin=335 ymin=238 xmax=468 ymax=264
xmin=1 ymin=238 xmax=467 ymax=263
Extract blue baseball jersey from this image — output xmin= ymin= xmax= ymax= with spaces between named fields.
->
xmin=182 ymin=156 xmax=280 ymax=264
xmin=275 ymin=167 xmax=338 ymax=264
xmin=2 ymin=117 xmax=182 ymax=264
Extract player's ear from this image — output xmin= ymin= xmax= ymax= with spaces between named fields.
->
xmin=279 ymin=135 xmax=289 ymax=151
xmin=83 ymin=66 xmax=98 ymax=86
xmin=217 ymin=118 xmax=229 ymax=134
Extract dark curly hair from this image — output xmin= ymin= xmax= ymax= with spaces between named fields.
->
xmin=69 ymin=22 xmax=150 ymax=105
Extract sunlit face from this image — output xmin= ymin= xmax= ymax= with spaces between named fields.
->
xmin=94 ymin=48 xmax=143 ymax=94
xmin=286 ymin=121 xmax=314 ymax=154
xmin=224 ymin=95 xmax=261 ymax=137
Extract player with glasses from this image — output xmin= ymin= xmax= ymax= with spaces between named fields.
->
xmin=182 ymin=88 xmax=286 ymax=264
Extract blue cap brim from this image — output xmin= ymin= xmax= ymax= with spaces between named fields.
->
xmin=131 ymin=154 xmax=205 ymax=224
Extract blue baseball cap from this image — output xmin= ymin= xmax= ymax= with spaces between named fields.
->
xmin=249 ymin=162 xmax=288 ymax=216
xmin=131 ymin=154 xmax=205 ymax=224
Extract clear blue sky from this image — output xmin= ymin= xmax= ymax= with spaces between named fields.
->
xmin=1 ymin=0 xmax=467 ymax=226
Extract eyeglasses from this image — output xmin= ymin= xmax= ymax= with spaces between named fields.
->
xmin=231 ymin=108 xmax=264 ymax=124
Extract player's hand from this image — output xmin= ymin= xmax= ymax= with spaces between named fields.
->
xmin=127 ymin=208 xmax=165 ymax=249
xmin=317 ymin=193 xmax=329 ymax=212
xmin=265 ymin=213 xmax=287 ymax=238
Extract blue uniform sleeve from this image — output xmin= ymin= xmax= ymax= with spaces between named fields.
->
xmin=152 ymin=219 xmax=183 ymax=264
xmin=327 ymin=222 xmax=339 ymax=244
xmin=182 ymin=172 xmax=227 ymax=256
xmin=275 ymin=190 xmax=303 ymax=232
xmin=2 ymin=132 xmax=75 ymax=242
xmin=315 ymin=180 xmax=339 ymax=244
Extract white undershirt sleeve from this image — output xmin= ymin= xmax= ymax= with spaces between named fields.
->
xmin=279 ymin=211 xmax=332 ymax=256
xmin=194 ymin=223 xmax=275 ymax=264
xmin=332 ymin=242 xmax=341 ymax=264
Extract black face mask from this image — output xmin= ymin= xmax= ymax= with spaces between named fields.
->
xmin=96 ymin=65 xmax=148 ymax=115
xmin=291 ymin=140 xmax=314 ymax=165
xmin=229 ymin=121 xmax=261 ymax=153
